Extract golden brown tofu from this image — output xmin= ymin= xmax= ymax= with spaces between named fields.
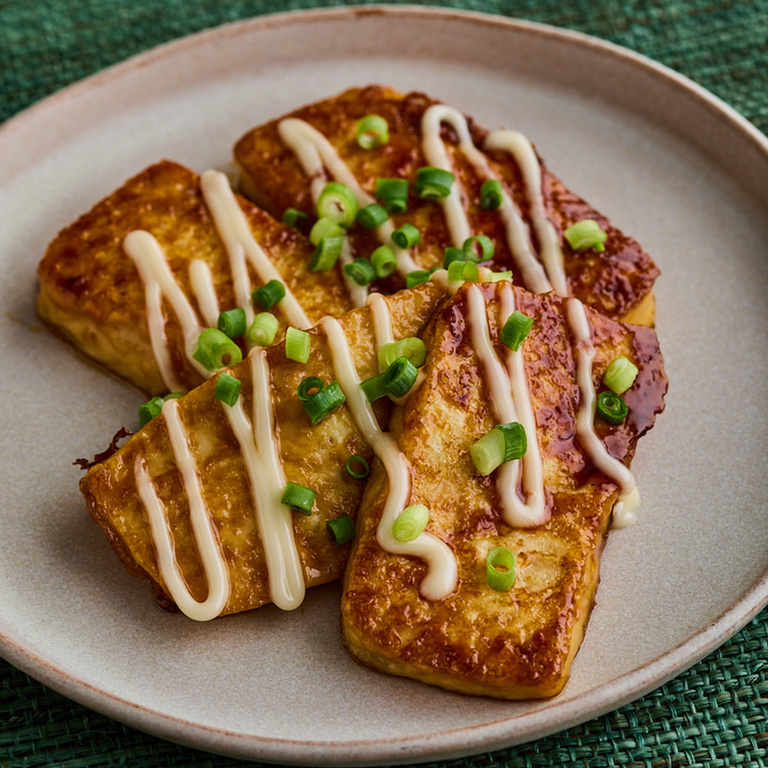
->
xmin=340 ymin=281 xmax=667 ymax=699
xmin=37 ymin=160 xmax=354 ymax=396
xmin=234 ymin=86 xmax=659 ymax=324
xmin=79 ymin=280 xmax=445 ymax=617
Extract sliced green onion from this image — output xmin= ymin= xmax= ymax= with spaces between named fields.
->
xmin=392 ymin=503 xmax=430 ymax=542
xmin=447 ymin=260 xmax=480 ymax=282
xmin=193 ymin=328 xmax=243 ymax=371
xmin=139 ymin=396 xmax=164 ymax=428
xmin=371 ymin=245 xmax=397 ymax=278
xmin=603 ymin=356 xmax=639 ymax=394
xmin=217 ymin=307 xmax=247 ymax=339
xmin=356 ymin=203 xmax=388 ymax=229
xmin=296 ymin=376 xmax=324 ymax=401
xmin=246 ymin=312 xmax=279 ymax=347
xmin=471 ymin=422 xmax=527 ymax=476
xmin=500 ymin=311 xmax=534 ymax=351
xmin=345 ymin=455 xmax=370 ymax=480
xmin=406 ymin=269 xmax=432 ymax=289
xmin=480 ymin=179 xmax=504 ymax=210
xmin=443 ymin=247 xmax=465 ymax=268
xmin=413 ymin=166 xmax=455 ymax=200
xmin=564 ymin=219 xmax=608 ymax=252
xmin=376 ymin=178 xmax=409 ymax=214
xmin=486 ymin=546 xmax=516 ymax=591
xmin=285 ymin=327 xmax=310 ymax=364
xmin=377 ymin=342 xmax=398 ymax=371
xmin=317 ymin=181 xmax=358 ymax=228
xmin=378 ymin=337 xmax=426 ymax=369
xmin=327 ymin=513 xmax=355 ymax=545
xmin=391 ymin=222 xmax=420 ymax=249
xmin=359 ymin=371 xmax=388 ymax=403
xmin=343 ymin=258 xmax=377 ymax=286
xmin=252 ymin=279 xmax=286 ymax=311
xmin=463 ymin=235 xmax=494 ymax=263
xmin=383 ymin=356 xmax=418 ymax=398
xmin=310 ymin=235 xmax=344 ymax=271
xmin=309 ymin=216 xmax=344 ymax=246
xmin=214 ymin=371 xmax=242 ymax=407
xmin=596 ymin=390 xmax=629 ymax=425
xmin=281 ymin=207 xmax=310 ymax=233
xmin=486 ymin=270 xmax=514 ymax=283
xmin=281 ymin=482 xmax=316 ymax=515
xmin=303 ymin=381 xmax=346 ymax=425
xmin=356 ymin=114 xmax=389 ymax=149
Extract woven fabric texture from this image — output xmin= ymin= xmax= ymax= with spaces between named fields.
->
xmin=1 ymin=1 xmax=767 ymax=767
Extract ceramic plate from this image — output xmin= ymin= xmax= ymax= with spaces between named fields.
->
xmin=1 ymin=6 xmax=767 ymax=766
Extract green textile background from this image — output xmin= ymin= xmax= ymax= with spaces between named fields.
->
xmin=1 ymin=1 xmax=767 ymax=767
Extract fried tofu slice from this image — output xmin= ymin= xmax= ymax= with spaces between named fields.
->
xmin=79 ymin=280 xmax=445 ymax=618
xmin=37 ymin=160 xmax=354 ymax=396
xmin=340 ymin=281 xmax=667 ymax=699
xmin=234 ymin=85 xmax=659 ymax=324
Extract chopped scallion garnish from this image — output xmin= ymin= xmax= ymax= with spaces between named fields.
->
xmin=193 ymin=328 xmax=243 ymax=371
xmin=138 ymin=396 xmax=164 ymax=428
xmin=383 ymin=356 xmax=418 ymax=398
xmin=281 ymin=207 xmax=310 ymax=233
xmin=392 ymin=503 xmax=430 ymax=542
xmin=406 ymin=269 xmax=432 ymax=289
xmin=296 ymin=376 xmax=324 ymax=401
xmin=246 ymin=312 xmax=279 ymax=347
xmin=345 ymin=455 xmax=370 ymax=480
xmin=446 ymin=260 xmax=480 ymax=283
xmin=391 ymin=222 xmax=420 ymax=249
xmin=252 ymin=279 xmax=286 ymax=311
xmin=217 ymin=307 xmax=247 ymax=339
xmin=564 ymin=219 xmax=608 ymax=252
xmin=281 ymin=482 xmax=316 ymax=516
xmin=603 ymin=356 xmax=638 ymax=394
xmin=443 ymin=247 xmax=464 ymax=268
xmin=309 ymin=216 xmax=344 ymax=246
xmin=463 ymin=235 xmax=494 ymax=263
xmin=356 ymin=114 xmax=389 ymax=149
xmin=413 ymin=166 xmax=455 ymax=200
xmin=310 ymin=235 xmax=344 ymax=271
xmin=317 ymin=181 xmax=358 ymax=228
xmin=343 ymin=258 xmax=377 ymax=286
xmin=285 ymin=327 xmax=311 ymax=364
xmin=371 ymin=245 xmax=397 ymax=278
xmin=303 ymin=380 xmax=346 ymax=425
xmin=486 ymin=270 xmax=514 ymax=283
xmin=214 ymin=372 xmax=242 ymax=408
xmin=596 ymin=390 xmax=629 ymax=425
xmin=479 ymin=179 xmax=504 ymax=210
xmin=356 ymin=203 xmax=388 ymax=229
xmin=485 ymin=546 xmax=516 ymax=591
xmin=500 ymin=311 xmax=534 ymax=351
xmin=327 ymin=513 xmax=355 ymax=546
xmin=376 ymin=178 xmax=409 ymax=214
xmin=359 ymin=371 xmax=388 ymax=403
xmin=471 ymin=422 xmax=527 ymax=476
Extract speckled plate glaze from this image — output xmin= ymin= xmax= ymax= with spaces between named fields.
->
xmin=1 ymin=6 xmax=767 ymax=766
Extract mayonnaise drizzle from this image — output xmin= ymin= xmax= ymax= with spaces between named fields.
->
xmin=277 ymin=117 xmax=419 ymax=299
xmin=189 ymin=259 xmax=220 ymax=328
xmin=466 ymin=284 xmax=547 ymax=527
xmin=483 ymin=130 xmax=567 ymax=297
xmin=567 ymin=297 xmax=639 ymax=527
xmin=321 ymin=315 xmax=458 ymax=600
xmin=420 ymin=105 xmax=553 ymax=294
xmin=123 ymin=230 xmax=208 ymax=392
xmin=200 ymin=169 xmax=312 ymax=331
xmin=222 ymin=349 xmax=306 ymax=610
xmin=133 ymin=398 xmax=230 ymax=621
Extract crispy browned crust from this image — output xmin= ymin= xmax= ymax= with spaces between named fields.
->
xmin=37 ymin=160 xmax=354 ymax=396
xmin=340 ymin=282 xmax=667 ymax=699
xmin=234 ymin=85 xmax=659 ymax=322
xmin=79 ymin=280 xmax=446 ymax=615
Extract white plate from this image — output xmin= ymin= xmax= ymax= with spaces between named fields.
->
xmin=1 ymin=6 xmax=767 ymax=766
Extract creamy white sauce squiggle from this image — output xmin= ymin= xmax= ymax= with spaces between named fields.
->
xmin=321 ymin=315 xmax=458 ymax=600
xmin=567 ymin=298 xmax=639 ymax=527
xmin=133 ymin=398 xmax=230 ymax=621
xmin=466 ymin=284 xmax=547 ymax=527
xmin=277 ymin=117 xmax=420 ymax=299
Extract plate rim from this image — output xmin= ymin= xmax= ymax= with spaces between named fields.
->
xmin=2 ymin=5 xmax=767 ymax=765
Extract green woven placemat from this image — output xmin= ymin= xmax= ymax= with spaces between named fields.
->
xmin=1 ymin=1 xmax=767 ymax=767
